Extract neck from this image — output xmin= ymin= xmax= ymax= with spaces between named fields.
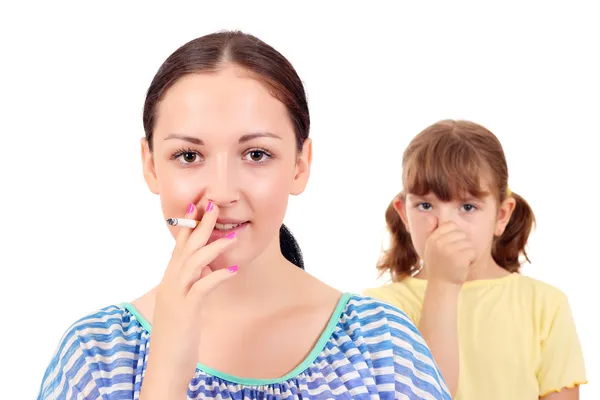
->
xmin=132 ymin=235 xmax=308 ymax=324
xmin=467 ymin=256 xmax=511 ymax=280
xmin=203 ymin=237 xmax=300 ymax=313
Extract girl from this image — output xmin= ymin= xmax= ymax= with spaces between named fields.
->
xmin=37 ymin=31 xmax=450 ymax=399
xmin=365 ymin=120 xmax=587 ymax=399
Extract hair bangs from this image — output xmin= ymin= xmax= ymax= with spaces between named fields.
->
xmin=402 ymin=134 xmax=490 ymax=201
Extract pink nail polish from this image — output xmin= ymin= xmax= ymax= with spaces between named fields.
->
xmin=225 ymin=231 xmax=236 ymax=239
xmin=187 ymin=203 xmax=195 ymax=214
xmin=206 ymin=201 xmax=214 ymax=212
xmin=228 ymin=265 xmax=238 ymax=273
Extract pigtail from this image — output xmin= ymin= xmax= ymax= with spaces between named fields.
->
xmin=492 ymin=191 xmax=536 ymax=272
xmin=376 ymin=195 xmax=420 ymax=281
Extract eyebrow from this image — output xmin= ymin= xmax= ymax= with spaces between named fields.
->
xmin=164 ymin=132 xmax=282 ymax=145
xmin=239 ymin=132 xmax=282 ymax=143
xmin=164 ymin=134 xmax=204 ymax=145
xmin=408 ymin=193 xmax=490 ymax=201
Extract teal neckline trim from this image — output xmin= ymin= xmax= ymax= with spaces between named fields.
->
xmin=119 ymin=292 xmax=353 ymax=386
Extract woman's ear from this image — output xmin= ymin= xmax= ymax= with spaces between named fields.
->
xmin=141 ymin=138 xmax=159 ymax=195
xmin=290 ymin=138 xmax=312 ymax=196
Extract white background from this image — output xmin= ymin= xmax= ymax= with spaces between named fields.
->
xmin=1 ymin=1 xmax=598 ymax=398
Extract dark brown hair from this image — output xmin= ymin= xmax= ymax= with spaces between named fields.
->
xmin=377 ymin=119 xmax=535 ymax=281
xmin=142 ymin=30 xmax=308 ymax=269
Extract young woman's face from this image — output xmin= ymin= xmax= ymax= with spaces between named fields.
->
xmin=141 ymin=65 xmax=311 ymax=270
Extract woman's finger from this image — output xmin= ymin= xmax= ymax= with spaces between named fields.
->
xmin=181 ymin=235 xmax=237 ymax=290
xmin=182 ymin=201 xmax=220 ymax=258
xmin=187 ymin=264 xmax=239 ymax=304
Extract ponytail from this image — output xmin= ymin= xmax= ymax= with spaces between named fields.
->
xmin=280 ymin=224 xmax=304 ymax=270
xmin=493 ymin=191 xmax=535 ymax=272
xmin=376 ymin=195 xmax=419 ymax=281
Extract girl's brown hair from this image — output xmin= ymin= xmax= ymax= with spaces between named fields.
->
xmin=377 ymin=120 xmax=535 ymax=281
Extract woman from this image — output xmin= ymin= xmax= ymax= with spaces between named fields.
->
xmin=38 ymin=31 xmax=450 ymax=400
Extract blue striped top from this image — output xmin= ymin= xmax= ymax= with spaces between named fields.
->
xmin=38 ymin=293 xmax=450 ymax=399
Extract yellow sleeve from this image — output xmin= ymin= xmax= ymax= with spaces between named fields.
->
xmin=537 ymin=292 xmax=587 ymax=396
xmin=363 ymin=286 xmax=419 ymax=324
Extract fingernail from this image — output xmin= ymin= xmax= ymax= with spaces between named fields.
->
xmin=206 ymin=200 xmax=214 ymax=212
xmin=228 ymin=265 xmax=238 ymax=273
xmin=187 ymin=203 xmax=195 ymax=214
xmin=225 ymin=231 xmax=236 ymax=239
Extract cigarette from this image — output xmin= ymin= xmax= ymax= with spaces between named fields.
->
xmin=166 ymin=218 xmax=199 ymax=228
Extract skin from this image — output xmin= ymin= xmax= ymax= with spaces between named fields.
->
xmin=136 ymin=65 xmax=341 ymax=398
xmin=394 ymin=188 xmax=578 ymax=399
xmin=542 ymin=388 xmax=579 ymax=400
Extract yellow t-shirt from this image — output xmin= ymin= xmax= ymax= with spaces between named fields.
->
xmin=364 ymin=273 xmax=587 ymax=399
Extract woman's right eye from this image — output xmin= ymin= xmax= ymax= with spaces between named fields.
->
xmin=171 ymin=149 xmax=204 ymax=165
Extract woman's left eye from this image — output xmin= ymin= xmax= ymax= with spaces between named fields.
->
xmin=462 ymin=203 xmax=477 ymax=212
xmin=243 ymin=149 xmax=272 ymax=163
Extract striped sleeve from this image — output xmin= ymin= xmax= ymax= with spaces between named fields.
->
xmin=357 ymin=297 xmax=451 ymax=400
xmin=38 ymin=324 xmax=101 ymax=399
xmin=388 ymin=306 xmax=451 ymax=399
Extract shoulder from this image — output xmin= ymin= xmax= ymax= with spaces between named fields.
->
xmin=363 ymin=278 xmax=425 ymax=319
xmin=511 ymin=273 xmax=563 ymax=292
xmin=510 ymin=274 xmax=570 ymax=307
xmin=363 ymin=282 xmax=397 ymax=299
xmin=49 ymin=303 xmax=146 ymax=360
xmin=53 ymin=304 xmax=145 ymax=348
xmin=340 ymin=294 xmax=433 ymax=359
xmin=508 ymin=274 xmax=578 ymax=339
xmin=341 ymin=294 xmax=421 ymax=337
xmin=337 ymin=295 xmax=451 ymax=399
xmin=363 ymin=279 xmax=419 ymax=300
xmin=38 ymin=304 xmax=145 ymax=399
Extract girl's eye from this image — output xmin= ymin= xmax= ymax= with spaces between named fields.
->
xmin=462 ymin=203 xmax=477 ymax=212
xmin=243 ymin=149 xmax=272 ymax=163
xmin=417 ymin=202 xmax=432 ymax=211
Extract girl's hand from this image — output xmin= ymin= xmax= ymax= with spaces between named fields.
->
xmin=424 ymin=217 xmax=475 ymax=287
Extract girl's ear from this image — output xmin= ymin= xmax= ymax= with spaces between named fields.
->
xmin=495 ymin=196 xmax=516 ymax=236
xmin=393 ymin=194 xmax=410 ymax=233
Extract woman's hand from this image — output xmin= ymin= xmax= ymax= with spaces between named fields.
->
xmin=140 ymin=201 xmax=238 ymax=399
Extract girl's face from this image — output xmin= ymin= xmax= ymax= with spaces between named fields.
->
xmin=141 ymin=65 xmax=311 ymax=270
xmin=395 ymin=182 xmax=515 ymax=268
